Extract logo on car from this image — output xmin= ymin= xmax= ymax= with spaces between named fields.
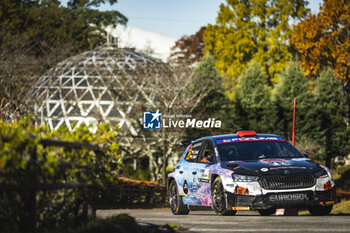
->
xmin=269 ymin=193 xmax=308 ymax=202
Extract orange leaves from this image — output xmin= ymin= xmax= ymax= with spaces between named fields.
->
xmin=118 ymin=177 xmax=160 ymax=186
xmin=291 ymin=0 xmax=350 ymax=84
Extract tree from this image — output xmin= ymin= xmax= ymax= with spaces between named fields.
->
xmin=0 ymin=1 xmax=25 ymax=45
xmin=0 ymin=34 xmax=77 ymax=122
xmin=0 ymin=0 xmax=127 ymax=51
xmin=186 ymin=55 xmax=238 ymax=139
xmin=111 ymin=62 xmax=218 ymax=184
xmin=170 ymin=26 xmax=206 ymax=64
xmin=0 ymin=0 xmax=127 ymax=121
xmin=313 ymin=69 xmax=349 ymax=169
xmin=291 ymin=0 xmax=350 ymax=91
xmin=272 ymin=61 xmax=314 ymax=139
xmin=203 ymin=0 xmax=308 ymax=97
xmin=153 ymin=65 xmax=219 ymax=185
xmin=234 ymin=62 xmax=273 ymax=132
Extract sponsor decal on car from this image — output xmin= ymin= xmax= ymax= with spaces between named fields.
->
xmin=269 ymin=166 xmax=307 ymax=170
xmin=233 ymin=186 xmax=249 ymax=195
xmin=261 ymin=159 xmax=292 ymax=166
xmin=269 ymin=193 xmax=309 ymax=202
xmin=216 ymin=136 xmax=285 ymax=144
xmin=198 ymin=169 xmax=211 ymax=183
xmin=198 ymin=178 xmax=210 ymax=183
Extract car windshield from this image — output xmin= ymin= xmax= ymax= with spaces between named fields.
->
xmin=217 ymin=140 xmax=303 ymax=161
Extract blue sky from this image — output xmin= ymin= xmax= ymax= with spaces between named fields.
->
xmin=60 ymin=0 xmax=323 ymax=39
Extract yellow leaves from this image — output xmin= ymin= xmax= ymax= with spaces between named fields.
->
xmin=204 ymin=0 xmax=308 ymax=95
xmin=0 ymin=115 xmax=121 ymax=188
xmin=20 ymin=160 xmax=27 ymax=170
xmin=110 ymin=142 xmax=119 ymax=152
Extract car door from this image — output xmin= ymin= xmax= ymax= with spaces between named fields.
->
xmin=187 ymin=140 xmax=215 ymax=206
xmin=180 ymin=141 xmax=202 ymax=205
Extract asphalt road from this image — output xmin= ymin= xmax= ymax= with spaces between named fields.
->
xmin=97 ymin=208 xmax=350 ymax=233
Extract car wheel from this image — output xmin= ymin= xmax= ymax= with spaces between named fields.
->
xmin=169 ymin=180 xmax=189 ymax=215
xmin=258 ymin=208 xmax=276 ymax=216
xmin=212 ymin=177 xmax=237 ymax=216
xmin=308 ymin=205 xmax=333 ymax=216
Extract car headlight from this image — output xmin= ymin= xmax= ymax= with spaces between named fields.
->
xmin=314 ymin=169 xmax=328 ymax=178
xmin=232 ymin=174 xmax=259 ymax=182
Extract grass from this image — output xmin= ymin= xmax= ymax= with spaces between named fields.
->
xmin=165 ymin=222 xmax=185 ymax=231
xmin=299 ymin=200 xmax=350 ymax=215
xmin=330 ymin=200 xmax=350 ymax=215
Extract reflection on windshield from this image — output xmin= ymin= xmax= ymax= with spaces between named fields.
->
xmin=217 ymin=141 xmax=302 ymax=161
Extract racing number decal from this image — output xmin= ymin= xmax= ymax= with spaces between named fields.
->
xmin=185 ymin=148 xmax=193 ymax=160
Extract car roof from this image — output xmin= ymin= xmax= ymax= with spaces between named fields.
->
xmin=192 ymin=133 xmax=283 ymax=144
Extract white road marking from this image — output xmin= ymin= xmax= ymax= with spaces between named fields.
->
xmin=189 ymin=229 xmax=349 ymax=232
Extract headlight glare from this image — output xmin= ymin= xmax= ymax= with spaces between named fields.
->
xmin=232 ymin=174 xmax=259 ymax=182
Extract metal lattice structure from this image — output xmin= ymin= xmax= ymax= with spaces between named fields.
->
xmin=27 ymin=45 xmax=172 ymax=134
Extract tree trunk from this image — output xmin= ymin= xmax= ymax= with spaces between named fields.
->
xmin=149 ymin=153 xmax=156 ymax=181
xmin=325 ymin=133 xmax=332 ymax=169
xmin=325 ymin=154 xmax=332 ymax=170
xmin=162 ymin=139 xmax=168 ymax=186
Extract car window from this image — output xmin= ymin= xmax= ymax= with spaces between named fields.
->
xmin=217 ymin=141 xmax=302 ymax=161
xmin=185 ymin=141 xmax=202 ymax=162
xmin=198 ymin=141 xmax=215 ymax=163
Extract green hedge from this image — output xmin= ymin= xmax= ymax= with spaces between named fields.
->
xmin=0 ymin=116 xmax=121 ymax=232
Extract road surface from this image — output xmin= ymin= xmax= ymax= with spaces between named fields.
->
xmin=97 ymin=208 xmax=350 ymax=233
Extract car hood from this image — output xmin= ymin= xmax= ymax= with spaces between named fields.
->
xmin=221 ymin=158 xmax=321 ymax=176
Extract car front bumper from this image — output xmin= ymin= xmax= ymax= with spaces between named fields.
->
xmin=226 ymin=188 xmax=336 ymax=210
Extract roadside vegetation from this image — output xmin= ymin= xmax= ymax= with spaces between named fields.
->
xmin=299 ymin=200 xmax=350 ymax=216
xmin=331 ymin=200 xmax=350 ymax=215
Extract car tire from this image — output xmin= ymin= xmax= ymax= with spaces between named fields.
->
xmin=308 ymin=205 xmax=333 ymax=216
xmin=212 ymin=177 xmax=237 ymax=216
xmin=169 ymin=180 xmax=189 ymax=215
xmin=258 ymin=208 xmax=276 ymax=216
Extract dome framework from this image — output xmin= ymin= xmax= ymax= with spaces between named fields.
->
xmin=28 ymin=45 xmax=172 ymax=134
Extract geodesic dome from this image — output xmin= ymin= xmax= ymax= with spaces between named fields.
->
xmin=27 ymin=45 xmax=172 ymax=134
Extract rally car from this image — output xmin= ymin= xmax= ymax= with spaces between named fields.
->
xmin=167 ymin=131 xmax=335 ymax=216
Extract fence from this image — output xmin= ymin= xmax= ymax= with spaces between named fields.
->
xmin=94 ymin=178 xmax=167 ymax=210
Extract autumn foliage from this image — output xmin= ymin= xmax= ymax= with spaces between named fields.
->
xmin=203 ymin=0 xmax=308 ymax=90
xmin=118 ymin=177 xmax=160 ymax=186
xmin=170 ymin=26 xmax=206 ymax=64
xmin=291 ymin=0 xmax=350 ymax=86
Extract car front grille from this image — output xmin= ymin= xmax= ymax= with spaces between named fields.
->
xmin=259 ymin=174 xmax=316 ymax=190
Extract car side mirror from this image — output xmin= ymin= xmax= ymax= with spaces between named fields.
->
xmin=302 ymin=153 xmax=309 ymax=158
xmin=180 ymin=140 xmax=192 ymax=147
